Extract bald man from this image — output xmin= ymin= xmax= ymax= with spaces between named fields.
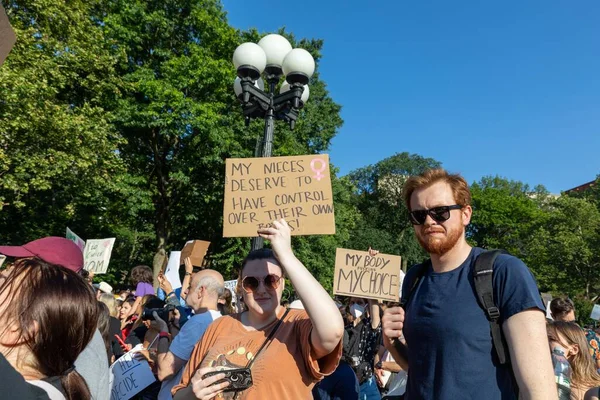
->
xmin=156 ymin=269 xmax=225 ymax=400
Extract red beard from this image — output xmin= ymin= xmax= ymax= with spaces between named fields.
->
xmin=416 ymin=224 xmax=463 ymax=255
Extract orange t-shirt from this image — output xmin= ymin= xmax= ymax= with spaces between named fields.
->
xmin=172 ymin=308 xmax=342 ymax=399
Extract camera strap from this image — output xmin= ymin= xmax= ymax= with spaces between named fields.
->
xmin=231 ymin=308 xmax=290 ymax=400
xmin=245 ymin=308 xmax=290 ymax=370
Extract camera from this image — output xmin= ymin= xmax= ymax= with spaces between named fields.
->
xmin=141 ymin=304 xmax=175 ymax=321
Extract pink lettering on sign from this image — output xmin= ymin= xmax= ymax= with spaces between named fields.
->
xmin=310 ymin=158 xmax=327 ymax=181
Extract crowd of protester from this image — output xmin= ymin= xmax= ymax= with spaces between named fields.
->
xmin=1 ymin=168 xmax=600 ymax=400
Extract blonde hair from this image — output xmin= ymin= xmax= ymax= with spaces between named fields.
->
xmin=547 ymin=321 xmax=600 ymax=390
xmin=402 ymin=168 xmax=471 ymax=211
xmin=98 ymin=293 xmax=118 ymax=318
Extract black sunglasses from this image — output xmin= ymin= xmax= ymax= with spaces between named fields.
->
xmin=242 ymin=274 xmax=283 ymax=293
xmin=409 ymin=205 xmax=463 ymax=225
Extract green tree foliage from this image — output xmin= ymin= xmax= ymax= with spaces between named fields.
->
xmin=346 ymin=152 xmax=441 ymax=268
xmin=469 ymin=176 xmax=550 ymax=257
xmin=528 ymin=196 xmax=600 ymax=299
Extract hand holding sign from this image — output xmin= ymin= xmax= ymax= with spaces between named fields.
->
xmin=257 ymin=219 xmax=294 ymax=263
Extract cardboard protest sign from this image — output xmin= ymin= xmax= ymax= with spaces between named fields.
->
xmin=66 ymin=227 xmax=86 ymax=253
xmin=334 ymin=248 xmax=402 ymax=302
xmin=84 ymin=238 xmax=115 ymax=274
xmin=164 ymin=251 xmax=182 ymax=290
xmin=180 ymin=240 xmax=210 ymax=267
xmin=109 ymin=345 xmax=155 ymax=400
xmin=223 ymin=154 xmax=335 ymax=237
xmin=591 ymin=305 xmax=600 ymax=321
xmin=0 ymin=4 xmax=16 ymax=67
xmin=224 ymin=279 xmax=238 ymax=303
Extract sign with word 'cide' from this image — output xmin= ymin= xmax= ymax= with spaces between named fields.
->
xmin=109 ymin=345 xmax=155 ymax=400
xmin=334 ymin=248 xmax=402 ymax=302
xmin=84 ymin=238 xmax=115 ymax=274
xmin=223 ymin=155 xmax=335 ymax=237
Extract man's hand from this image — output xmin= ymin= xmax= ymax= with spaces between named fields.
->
xmin=382 ymin=306 xmax=405 ymax=346
xmin=157 ymin=273 xmax=174 ymax=295
xmin=152 ymin=311 xmax=169 ymax=333
xmin=184 ymin=257 xmax=193 ymax=274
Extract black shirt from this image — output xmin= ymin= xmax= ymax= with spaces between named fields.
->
xmin=343 ymin=317 xmax=381 ymax=384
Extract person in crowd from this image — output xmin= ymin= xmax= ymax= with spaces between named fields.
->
xmin=217 ymin=287 xmax=235 ymax=316
xmin=0 ymin=236 xmax=110 ymax=400
xmin=313 ymin=307 xmax=360 ymax=400
xmin=124 ymin=265 xmax=155 ymax=320
xmin=374 ymin=345 xmax=406 ymax=400
xmin=116 ymin=298 xmax=124 ymax=315
xmin=382 ymin=168 xmax=556 ymax=399
xmin=172 ymin=219 xmax=344 ymax=399
xmin=0 ymin=257 xmax=98 ymax=399
xmin=97 ymin=302 xmax=112 ymax=363
xmin=93 ymin=281 xmax=113 ymax=299
xmin=0 ymin=352 xmax=51 ymax=399
xmin=550 ymin=297 xmax=600 ymax=370
xmin=343 ymin=296 xmax=381 ymax=400
xmin=156 ymin=269 xmax=224 ymax=400
xmin=98 ymin=293 xmax=124 ymax=361
xmin=548 ymin=321 xmax=600 ymax=399
xmin=120 ymin=295 xmax=137 ymax=338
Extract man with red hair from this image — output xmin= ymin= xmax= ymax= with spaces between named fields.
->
xmin=382 ymin=169 xmax=556 ymax=399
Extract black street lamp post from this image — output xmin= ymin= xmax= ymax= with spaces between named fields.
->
xmin=232 ymin=35 xmax=314 ymax=250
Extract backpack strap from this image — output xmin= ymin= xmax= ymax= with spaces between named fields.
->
xmin=473 ymin=249 xmax=509 ymax=365
xmin=400 ymin=260 xmax=431 ymax=310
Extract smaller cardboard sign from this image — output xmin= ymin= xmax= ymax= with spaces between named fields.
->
xmin=84 ymin=238 xmax=116 ymax=274
xmin=180 ymin=240 xmax=210 ymax=267
xmin=222 ymin=154 xmax=336 ymax=237
xmin=164 ymin=251 xmax=182 ymax=290
xmin=109 ymin=345 xmax=155 ymax=400
xmin=224 ymin=279 xmax=238 ymax=303
xmin=66 ymin=227 xmax=86 ymax=253
xmin=591 ymin=305 xmax=600 ymax=321
xmin=334 ymin=248 xmax=402 ymax=302
xmin=0 ymin=4 xmax=16 ymax=66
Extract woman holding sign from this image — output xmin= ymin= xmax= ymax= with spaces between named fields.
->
xmin=173 ymin=219 xmax=344 ymax=400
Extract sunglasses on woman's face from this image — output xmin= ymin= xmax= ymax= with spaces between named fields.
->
xmin=242 ymin=274 xmax=283 ymax=293
xmin=409 ymin=205 xmax=463 ymax=225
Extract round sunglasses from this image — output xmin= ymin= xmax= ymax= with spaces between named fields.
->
xmin=409 ymin=204 xmax=462 ymax=225
xmin=241 ymin=274 xmax=283 ymax=293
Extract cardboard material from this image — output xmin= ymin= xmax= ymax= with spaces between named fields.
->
xmin=109 ymin=345 xmax=156 ymax=400
xmin=334 ymin=248 xmax=402 ymax=302
xmin=180 ymin=240 xmax=210 ymax=267
xmin=591 ymin=304 xmax=600 ymax=321
xmin=84 ymin=238 xmax=116 ymax=274
xmin=66 ymin=227 xmax=86 ymax=253
xmin=0 ymin=4 xmax=16 ymax=66
xmin=223 ymin=154 xmax=336 ymax=237
xmin=164 ymin=251 xmax=182 ymax=290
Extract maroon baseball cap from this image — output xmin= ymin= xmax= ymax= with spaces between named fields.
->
xmin=0 ymin=236 xmax=84 ymax=272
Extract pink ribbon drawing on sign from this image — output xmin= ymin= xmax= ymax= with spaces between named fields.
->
xmin=310 ymin=158 xmax=327 ymax=181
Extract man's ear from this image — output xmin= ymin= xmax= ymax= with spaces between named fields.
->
xmin=462 ymin=205 xmax=472 ymax=226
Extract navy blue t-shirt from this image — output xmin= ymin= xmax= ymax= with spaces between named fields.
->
xmin=402 ymin=247 xmax=545 ymax=400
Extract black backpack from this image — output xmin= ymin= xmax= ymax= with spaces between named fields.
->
xmin=400 ymin=250 xmax=509 ymax=365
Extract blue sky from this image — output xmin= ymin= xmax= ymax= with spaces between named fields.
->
xmin=222 ymin=1 xmax=599 ymax=194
